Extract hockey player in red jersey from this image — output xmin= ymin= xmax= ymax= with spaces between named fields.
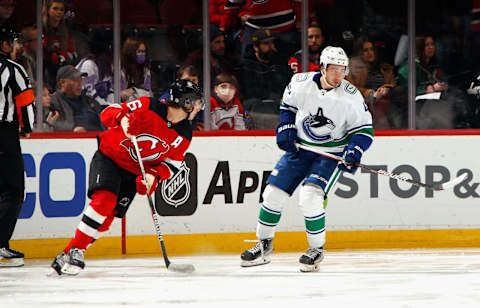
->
xmin=51 ymin=80 xmax=203 ymax=275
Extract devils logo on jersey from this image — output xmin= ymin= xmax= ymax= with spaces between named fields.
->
xmin=120 ymin=134 xmax=170 ymax=162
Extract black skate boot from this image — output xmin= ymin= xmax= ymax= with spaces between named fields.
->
xmin=63 ymin=247 xmax=85 ymax=275
xmin=51 ymin=247 xmax=85 ymax=276
xmin=299 ymin=247 xmax=324 ymax=272
xmin=240 ymin=238 xmax=273 ymax=267
xmin=51 ymin=251 xmax=67 ymax=275
xmin=0 ymin=247 xmax=24 ymax=267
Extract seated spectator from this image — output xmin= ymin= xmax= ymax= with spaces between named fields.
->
xmin=159 ymin=65 xmax=201 ymax=102
xmin=239 ymin=29 xmax=292 ymax=118
xmin=17 ymin=25 xmax=38 ymax=87
xmin=184 ymin=25 xmax=238 ymax=83
xmin=288 ymin=24 xmax=324 ymax=73
xmin=42 ymin=0 xmax=78 ymax=90
xmin=159 ymin=66 xmax=204 ymax=130
xmin=0 ymin=0 xmax=22 ymax=61
xmin=210 ymin=73 xmax=247 ymax=130
xmin=210 ymin=0 xmax=246 ymax=56
xmin=76 ymin=28 xmax=114 ymax=106
xmin=49 ymin=65 xmax=104 ymax=132
xmin=177 ymin=64 xmax=200 ymax=85
xmin=397 ymin=35 xmax=447 ymax=95
xmin=395 ymin=35 xmax=465 ymax=129
xmin=348 ymin=37 xmax=395 ymax=129
xmin=0 ymin=0 xmax=16 ymax=34
xmin=120 ymin=37 xmax=152 ymax=102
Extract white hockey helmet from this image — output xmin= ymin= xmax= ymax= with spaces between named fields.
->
xmin=320 ymin=46 xmax=349 ymax=75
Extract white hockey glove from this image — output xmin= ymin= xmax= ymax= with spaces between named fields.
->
xmin=136 ymin=173 xmax=158 ymax=196
xmin=120 ymin=113 xmax=139 ymax=138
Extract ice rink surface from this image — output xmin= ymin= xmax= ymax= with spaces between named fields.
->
xmin=2 ymin=248 xmax=480 ymax=308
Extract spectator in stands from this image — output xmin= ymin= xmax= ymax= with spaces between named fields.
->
xmin=120 ymin=37 xmax=152 ymax=102
xmin=17 ymin=25 xmax=38 ymax=87
xmin=159 ymin=65 xmax=204 ymax=130
xmin=0 ymin=0 xmax=15 ymax=34
xmin=349 ymin=37 xmax=395 ymax=129
xmin=41 ymin=85 xmax=58 ymax=132
xmin=49 ymin=65 xmax=103 ymax=132
xmin=288 ymin=24 xmax=324 ymax=74
xmin=42 ymin=0 xmax=78 ymax=90
xmin=210 ymin=0 xmax=246 ymax=55
xmin=0 ymin=0 xmax=23 ymax=61
xmin=239 ymin=28 xmax=292 ymax=119
xmin=397 ymin=35 xmax=447 ymax=95
xmin=223 ymin=0 xmax=301 ymax=61
xmin=177 ymin=64 xmax=200 ymax=86
xmin=395 ymin=35 xmax=457 ymax=129
xmin=210 ymin=72 xmax=246 ymax=130
xmin=184 ymin=25 xmax=237 ymax=83
xmin=76 ymin=28 xmax=114 ymax=106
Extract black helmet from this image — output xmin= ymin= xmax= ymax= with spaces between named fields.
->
xmin=169 ymin=80 xmax=204 ymax=112
xmin=0 ymin=28 xmax=19 ymax=46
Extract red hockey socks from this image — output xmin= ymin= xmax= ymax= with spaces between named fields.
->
xmin=65 ymin=190 xmax=117 ymax=253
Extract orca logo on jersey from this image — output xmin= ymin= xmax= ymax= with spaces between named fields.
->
xmin=302 ymin=107 xmax=336 ymax=142
xmin=120 ymin=134 xmax=169 ymax=162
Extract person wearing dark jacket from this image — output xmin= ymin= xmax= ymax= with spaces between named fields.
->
xmin=48 ymin=65 xmax=104 ymax=132
xmin=239 ymin=29 xmax=292 ymax=115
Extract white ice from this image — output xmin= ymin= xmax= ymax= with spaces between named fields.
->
xmin=2 ymin=249 xmax=480 ymax=308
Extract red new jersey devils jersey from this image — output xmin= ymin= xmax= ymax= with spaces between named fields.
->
xmin=98 ymin=97 xmax=192 ymax=179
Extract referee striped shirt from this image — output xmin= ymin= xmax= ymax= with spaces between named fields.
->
xmin=0 ymin=54 xmax=35 ymax=133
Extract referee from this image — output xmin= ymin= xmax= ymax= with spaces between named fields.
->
xmin=0 ymin=30 xmax=35 ymax=267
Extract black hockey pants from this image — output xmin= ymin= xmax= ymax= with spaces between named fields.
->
xmin=0 ymin=122 xmax=25 ymax=248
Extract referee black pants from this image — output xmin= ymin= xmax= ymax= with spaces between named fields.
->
xmin=0 ymin=122 xmax=25 ymax=249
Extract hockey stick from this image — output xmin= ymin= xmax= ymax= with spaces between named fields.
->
xmin=296 ymin=143 xmax=467 ymax=191
xmin=130 ymin=135 xmax=195 ymax=273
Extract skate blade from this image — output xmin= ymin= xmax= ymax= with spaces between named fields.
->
xmin=0 ymin=258 xmax=24 ymax=267
xmin=299 ymin=263 xmax=320 ymax=272
xmin=60 ymin=263 xmax=82 ymax=276
xmin=240 ymin=257 xmax=271 ymax=267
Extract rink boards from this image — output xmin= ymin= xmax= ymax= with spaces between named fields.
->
xmin=12 ymin=132 xmax=480 ymax=258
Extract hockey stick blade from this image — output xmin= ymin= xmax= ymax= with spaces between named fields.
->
xmin=433 ymin=173 xmax=467 ymax=190
xmin=296 ymin=143 xmax=464 ymax=191
xmin=168 ymin=263 xmax=195 ymax=273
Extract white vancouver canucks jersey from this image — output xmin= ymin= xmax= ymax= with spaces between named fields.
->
xmin=281 ymin=72 xmax=373 ymax=153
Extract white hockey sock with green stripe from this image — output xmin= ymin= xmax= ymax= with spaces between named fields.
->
xmin=299 ymin=184 xmax=327 ymax=248
xmin=256 ymin=185 xmax=288 ymax=239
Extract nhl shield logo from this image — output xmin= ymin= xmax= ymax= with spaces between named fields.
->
xmin=161 ymin=161 xmax=190 ymax=207
xmin=155 ymin=153 xmax=198 ymax=216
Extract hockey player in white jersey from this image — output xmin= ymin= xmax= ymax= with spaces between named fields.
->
xmin=240 ymin=46 xmax=374 ymax=272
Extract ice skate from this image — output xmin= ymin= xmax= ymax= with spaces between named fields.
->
xmin=51 ymin=247 xmax=85 ymax=275
xmin=299 ymin=247 xmax=324 ymax=272
xmin=51 ymin=251 xmax=67 ymax=275
xmin=0 ymin=247 xmax=24 ymax=267
xmin=240 ymin=238 xmax=273 ymax=267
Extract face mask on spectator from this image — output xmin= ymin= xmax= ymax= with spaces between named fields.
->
xmin=136 ymin=52 xmax=146 ymax=64
xmin=215 ymin=83 xmax=236 ymax=104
